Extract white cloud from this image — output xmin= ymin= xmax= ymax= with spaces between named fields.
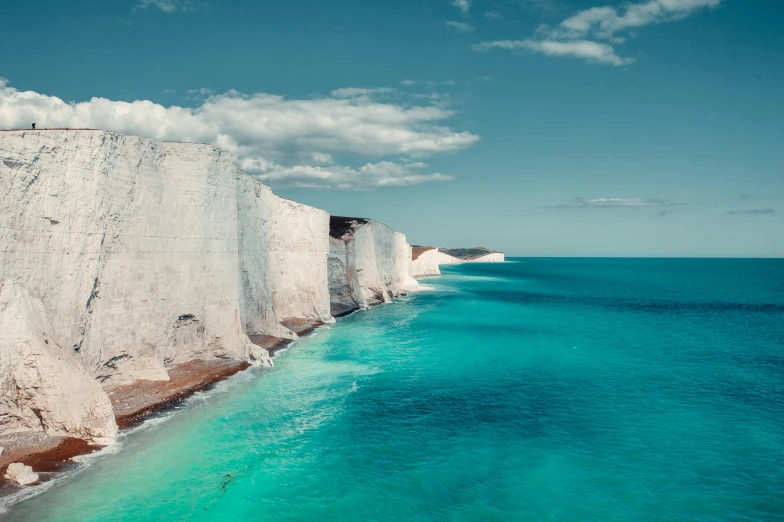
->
xmin=252 ymin=161 xmax=455 ymax=190
xmin=184 ymin=87 xmax=214 ymax=100
xmin=559 ymin=0 xmax=721 ymax=39
xmin=451 ymin=0 xmax=470 ymax=15
xmin=445 ymin=21 xmax=475 ymax=33
xmin=472 ymin=39 xmax=633 ymax=65
xmin=399 ymin=80 xmax=417 ymax=86
xmin=553 ymin=197 xmax=683 ymax=208
xmin=0 ymin=79 xmax=479 ymax=190
xmin=474 ymin=0 xmax=721 ymax=65
xmin=134 ymin=0 xmax=204 ymax=13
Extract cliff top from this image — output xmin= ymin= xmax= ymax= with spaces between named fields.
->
xmin=1 ymin=128 xmax=99 ymax=132
xmin=329 ymin=216 xmax=370 ymax=239
xmin=411 ymin=246 xmax=436 ymax=260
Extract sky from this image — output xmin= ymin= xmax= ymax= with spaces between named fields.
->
xmin=1 ymin=0 xmax=782 ymax=257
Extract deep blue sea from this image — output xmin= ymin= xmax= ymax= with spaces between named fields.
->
xmin=5 ymin=258 xmax=784 ymax=521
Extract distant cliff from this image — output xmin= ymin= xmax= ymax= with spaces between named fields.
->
xmin=411 ymin=246 xmax=505 ymax=278
xmin=411 ymin=247 xmax=442 ymax=278
xmin=438 ymin=247 xmax=505 ymax=263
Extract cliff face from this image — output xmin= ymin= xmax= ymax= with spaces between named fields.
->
xmin=411 ymin=247 xmax=441 ymax=278
xmin=433 ymin=251 xmax=464 ymax=265
xmin=328 ymin=217 xmax=419 ymax=315
xmin=0 ymin=281 xmax=117 ymax=443
xmin=237 ymin=178 xmax=333 ymax=338
xmin=467 ymin=252 xmax=505 ymax=263
xmin=0 ymin=130 xmax=332 ymax=441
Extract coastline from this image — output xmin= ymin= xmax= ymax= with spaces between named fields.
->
xmin=0 ymin=318 xmax=324 ymax=497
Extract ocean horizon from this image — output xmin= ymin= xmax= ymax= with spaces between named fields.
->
xmin=4 ymin=258 xmax=783 ymax=521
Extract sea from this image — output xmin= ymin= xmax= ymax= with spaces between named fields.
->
xmin=3 ymin=258 xmax=784 ymax=521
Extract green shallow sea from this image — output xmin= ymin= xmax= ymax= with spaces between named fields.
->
xmin=4 ymin=258 xmax=784 ymax=521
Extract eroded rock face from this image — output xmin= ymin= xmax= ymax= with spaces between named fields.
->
xmin=1 ymin=131 xmax=256 ymax=387
xmin=0 ymin=281 xmax=118 ymax=443
xmin=4 ymin=462 xmax=39 ymax=486
xmin=328 ymin=217 xmax=419 ymax=314
xmin=236 ymin=177 xmax=333 ymax=340
xmin=0 ymin=130 xmax=334 ymax=439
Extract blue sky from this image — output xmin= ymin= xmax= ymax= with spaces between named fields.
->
xmin=1 ymin=0 xmax=782 ymax=256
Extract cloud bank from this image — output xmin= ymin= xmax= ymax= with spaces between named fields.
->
xmin=0 ymin=78 xmax=478 ymax=190
xmin=474 ymin=0 xmax=721 ymax=65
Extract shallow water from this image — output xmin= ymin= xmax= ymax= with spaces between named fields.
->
xmin=5 ymin=258 xmax=784 ymax=521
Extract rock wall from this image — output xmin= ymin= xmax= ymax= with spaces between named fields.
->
xmin=266 ymin=196 xmax=333 ymax=325
xmin=411 ymin=247 xmax=441 ymax=278
xmin=0 ymin=130 xmax=332 ymax=441
xmin=0 ymin=281 xmax=117 ymax=443
xmin=237 ymin=179 xmax=333 ymax=336
xmin=328 ymin=217 xmax=419 ymax=315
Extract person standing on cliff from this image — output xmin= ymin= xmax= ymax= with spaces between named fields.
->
xmin=31 ymin=123 xmax=35 ymax=129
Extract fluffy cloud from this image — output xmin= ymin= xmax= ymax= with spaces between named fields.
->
xmin=474 ymin=0 xmax=721 ymax=65
xmin=727 ymin=208 xmax=775 ymax=215
xmin=559 ymin=0 xmax=721 ymax=39
xmin=0 ymin=78 xmax=478 ymax=189
xmin=445 ymin=21 xmax=475 ymax=33
xmin=251 ymin=161 xmax=454 ymax=190
xmin=451 ymin=0 xmax=470 ymax=15
xmin=553 ymin=197 xmax=683 ymax=208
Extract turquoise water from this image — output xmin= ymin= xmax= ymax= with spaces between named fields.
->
xmin=5 ymin=258 xmax=784 ymax=521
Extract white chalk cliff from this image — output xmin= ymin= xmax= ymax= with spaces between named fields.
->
xmin=0 ymin=129 xmax=497 ymax=452
xmin=433 ymin=251 xmax=464 ymax=265
xmin=435 ymin=248 xmax=505 ymax=265
xmin=412 ymin=247 xmax=505 ymax=276
xmin=0 ymin=130 xmax=336 ymax=442
xmin=411 ymin=247 xmax=442 ymax=278
xmin=328 ymin=217 xmax=419 ymax=315
xmin=467 ymin=252 xmax=505 ymax=263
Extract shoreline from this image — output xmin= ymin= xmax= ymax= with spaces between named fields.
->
xmin=0 ymin=318 xmax=325 ymax=497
